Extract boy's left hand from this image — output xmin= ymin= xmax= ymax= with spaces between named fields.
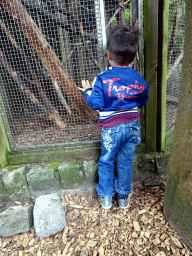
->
xmin=78 ymin=80 xmax=92 ymax=92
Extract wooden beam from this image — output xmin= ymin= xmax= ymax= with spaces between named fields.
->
xmin=144 ymin=0 xmax=169 ymax=152
xmin=144 ymin=0 xmax=158 ymax=152
xmin=157 ymin=0 xmax=169 ymax=151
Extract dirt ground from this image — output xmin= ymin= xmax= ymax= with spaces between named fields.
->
xmin=10 ymin=117 xmax=102 ymax=148
xmin=0 ymin=176 xmax=191 ymax=256
xmin=8 ymin=101 xmax=177 ymax=148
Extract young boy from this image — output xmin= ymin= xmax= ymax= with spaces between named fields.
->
xmin=78 ymin=25 xmax=149 ymax=209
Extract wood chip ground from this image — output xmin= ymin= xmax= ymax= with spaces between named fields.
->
xmin=0 ymin=178 xmax=192 ymax=256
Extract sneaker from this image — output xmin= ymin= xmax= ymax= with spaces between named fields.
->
xmin=100 ymin=197 xmax=112 ymax=209
xmin=118 ymin=194 xmax=131 ymax=209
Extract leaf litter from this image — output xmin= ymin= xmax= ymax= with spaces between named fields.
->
xmin=0 ymin=177 xmax=192 ymax=256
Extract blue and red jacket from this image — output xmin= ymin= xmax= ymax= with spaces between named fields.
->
xmin=84 ymin=67 xmax=149 ymax=127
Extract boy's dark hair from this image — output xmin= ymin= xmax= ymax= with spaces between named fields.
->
xmin=107 ymin=25 xmax=139 ymax=66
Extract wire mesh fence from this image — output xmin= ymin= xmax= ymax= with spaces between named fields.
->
xmin=0 ymin=0 xmax=134 ymax=150
xmin=166 ymin=0 xmax=185 ymax=132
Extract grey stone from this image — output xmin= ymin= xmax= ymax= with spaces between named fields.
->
xmin=83 ymin=160 xmax=98 ymax=178
xmin=33 ymin=193 xmax=66 ymax=237
xmin=132 ymin=153 xmax=157 ymax=181
xmin=0 ymin=204 xmax=33 ymax=237
xmin=80 ymin=251 xmax=88 ymax=256
xmin=58 ymin=162 xmax=85 ymax=188
xmin=1 ymin=166 xmax=30 ymax=201
xmin=26 ymin=167 xmax=61 ymax=198
xmin=155 ymin=151 xmax=170 ymax=175
xmin=144 ymin=179 xmax=162 ymax=188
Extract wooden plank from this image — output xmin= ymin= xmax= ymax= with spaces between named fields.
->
xmin=144 ymin=0 xmax=158 ymax=152
xmin=144 ymin=0 xmax=169 ymax=152
xmin=158 ymin=0 xmax=169 ymax=151
xmin=138 ymin=0 xmax=145 ymax=142
xmin=0 ymin=78 xmax=12 ymax=167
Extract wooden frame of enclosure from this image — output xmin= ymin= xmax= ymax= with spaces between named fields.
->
xmin=0 ymin=0 xmax=174 ymax=167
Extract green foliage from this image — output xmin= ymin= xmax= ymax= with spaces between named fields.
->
xmin=47 ymin=160 xmax=60 ymax=174
xmin=7 ymin=165 xmax=23 ymax=172
xmin=111 ymin=17 xmax=118 ymax=26
xmin=9 ymin=241 xmax=14 ymax=246
xmin=10 ymin=185 xmax=27 ymax=199
xmin=125 ymin=9 xmax=132 ymax=25
xmin=110 ymin=7 xmax=132 ymax=26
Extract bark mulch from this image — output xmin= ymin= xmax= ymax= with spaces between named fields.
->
xmin=0 ymin=178 xmax=191 ymax=256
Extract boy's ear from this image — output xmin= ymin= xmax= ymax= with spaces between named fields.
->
xmin=107 ymin=51 xmax=112 ymax=61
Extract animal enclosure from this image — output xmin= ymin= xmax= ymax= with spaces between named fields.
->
xmin=0 ymin=0 xmax=136 ymax=151
xmin=0 ymin=0 xmax=186 ymax=155
xmin=0 ymin=0 xmax=106 ymax=150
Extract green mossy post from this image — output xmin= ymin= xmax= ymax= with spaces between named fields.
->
xmin=0 ymin=111 xmax=11 ymax=167
xmin=164 ymin=0 xmax=192 ymax=250
xmin=0 ymin=77 xmax=12 ymax=167
xmin=144 ymin=0 xmax=169 ymax=152
xmin=157 ymin=0 xmax=169 ymax=151
xmin=144 ymin=0 xmax=158 ymax=152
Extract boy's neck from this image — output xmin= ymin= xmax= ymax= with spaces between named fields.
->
xmin=109 ymin=59 xmax=133 ymax=68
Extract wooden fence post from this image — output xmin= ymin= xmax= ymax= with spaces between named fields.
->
xmin=157 ymin=0 xmax=169 ymax=151
xmin=144 ymin=0 xmax=169 ymax=152
xmin=144 ymin=0 xmax=158 ymax=152
xmin=0 ymin=91 xmax=11 ymax=167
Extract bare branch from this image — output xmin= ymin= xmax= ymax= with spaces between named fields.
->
xmin=105 ymin=0 xmax=130 ymax=29
xmin=167 ymin=51 xmax=183 ymax=80
xmin=167 ymin=11 xmax=181 ymax=65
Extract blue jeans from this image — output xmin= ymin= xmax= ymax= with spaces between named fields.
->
xmin=96 ymin=119 xmax=141 ymax=197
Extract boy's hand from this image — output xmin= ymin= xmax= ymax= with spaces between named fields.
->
xmin=78 ymin=80 xmax=92 ymax=92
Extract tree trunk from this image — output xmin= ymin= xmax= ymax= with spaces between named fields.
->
xmin=0 ymin=0 xmax=90 ymax=119
xmin=164 ymin=0 xmax=192 ymax=250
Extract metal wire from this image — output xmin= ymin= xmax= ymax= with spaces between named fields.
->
xmin=0 ymin=0 xmax=100 ymax=149
xmin=166 ymin=0 xmax=185 ymax=131
xmin=1 ymin=0 xmax=184 ymax=150
xmin=0 ymin=0 xmax=133 ymax=150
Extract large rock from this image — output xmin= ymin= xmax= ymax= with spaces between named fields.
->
xmin=132 ymin=153 xmax=157 ymax=181
xmin=26 ymin=167 xmax=61 ymax=197
xmin=58 ymin=162 xmax=85 ymax=188
xmin=0 ymin=204 xmax=33 ymax=237
xmin=33 ymin=193 xmax=66 ymax=237
xmin=83 ymin=160 xmax=98 ymax=178
xmin=155 ymin=151 xmax=170 ymax=175
xmin=0 ymin=166 xmax=30 ymax=201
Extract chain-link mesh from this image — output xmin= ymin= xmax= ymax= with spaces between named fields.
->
xmin=166 ymin=0 xmax=185 ymax=131
xmin=0 ymin=0 xmax=134 ymax=150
